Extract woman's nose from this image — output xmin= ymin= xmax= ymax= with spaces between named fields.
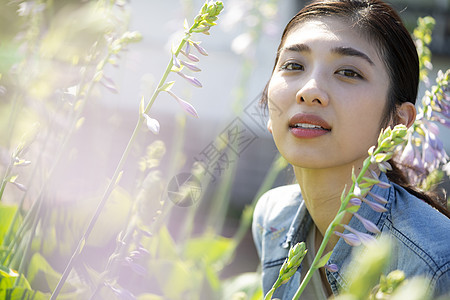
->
xmin=295 ymin=77 xmax=329 ymax=106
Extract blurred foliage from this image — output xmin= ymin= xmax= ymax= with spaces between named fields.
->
xmin=0 ymin=0 xmax=283 ymax=299
xmin=335 ymin=239 xmax=433 ymax=300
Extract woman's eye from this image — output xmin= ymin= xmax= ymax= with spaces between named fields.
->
xmin=280 ymin=62 xmax=304 ymax=71
xmin=336 ymin=69 xmax=363 ymax=79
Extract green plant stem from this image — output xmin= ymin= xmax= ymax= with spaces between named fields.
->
xmin=0 ymin=158 xmax=14 ymax=202
xmin=1 ymin=114 xmax=55 ymax=255
xmin=13 ymin=193 xmax=44 ymax=287
xmin=264 ymin=277 xmax=283 ymax=300
xmin=232 ymin=154 xmax=285 ymax=248
xmin=292 ymin=158 xmax=372 ymax=299
xmin=2 ymin=54 xmax=99 ymax=267
xmin=50 ymin=28 xmax=197 ymax=300
xmin=216 ymin=154 xmax=287 ymax=271
xmin=50 ymin=117 xmax=142 ymax=300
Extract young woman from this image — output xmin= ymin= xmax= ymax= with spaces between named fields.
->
xmin=252 ymin=0 xmax=450 ymax=298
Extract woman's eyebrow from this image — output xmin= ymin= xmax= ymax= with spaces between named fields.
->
xmin=282 ymin=43 xmax=311 ymax=53
xmin=278 ymin=43 xmax=311 ymax=57
xmin=331 ymin=46 xmax=374 ymax=65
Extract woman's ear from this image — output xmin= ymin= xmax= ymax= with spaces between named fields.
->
xmin=397 ymin=102 xmax=416 ymax=128
xmin=267 ymin=119 xmax=273 ymax=134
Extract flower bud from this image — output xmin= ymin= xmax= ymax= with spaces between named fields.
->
xmin=324 ymin=264 xmax=339 ymax=273
xmin=166 ymin=90 xmax=199 ymax=118
xmin=334 ymin=231 xmax=361 ymax=247
xmin=142 ymin=114 xmax=160 ymax=134
xmin=353 ymin=213 xmax=381 ymax=234
xmin=176 ymin=71 xmax=202 ymax=88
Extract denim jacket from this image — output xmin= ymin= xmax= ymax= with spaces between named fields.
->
xmin=252 ymin=173 xmax=450 ymax=299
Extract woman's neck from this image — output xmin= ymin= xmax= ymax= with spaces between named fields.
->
xmin=294 ymin=158 xmax=366 ymax=250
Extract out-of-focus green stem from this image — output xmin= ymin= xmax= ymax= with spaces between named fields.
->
xmin=219 ymin=154 xmax=287 ymax=268
xmin=0 ymin=158 xmax=14 ymax=202
xmin=233 ymin=154 xmax=286 ymax=246
xmin=264 ymin=277 xmax=283 ymax=300
xmin=206 ymin=145 xmax=237 ymax=233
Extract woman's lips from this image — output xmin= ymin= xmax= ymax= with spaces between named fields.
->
xmin=288 ymin=113 xmax=331 ymax=139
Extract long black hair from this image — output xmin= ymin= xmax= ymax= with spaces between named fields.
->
xmin=261 ymin=0 xmax=449 ymax=217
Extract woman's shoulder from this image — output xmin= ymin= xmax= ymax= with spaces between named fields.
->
xmin=385 ymin=182 xmax=450 ymax=291
xmin=253 ymin=184 xmax=302 ymax=225
xmin=388 ymin=182 xmax=450 ymax=232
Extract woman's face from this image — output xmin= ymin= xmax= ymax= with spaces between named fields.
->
xmin=268 ymin=17 xmax=390 ymax=169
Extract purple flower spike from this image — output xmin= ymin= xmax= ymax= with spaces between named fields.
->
xmin=166 ymin=90 xmax=199 ymax=118
xmin=362 ymin=198 xmax=387 ymax=213
xmin=353 ymin=213 xmax=381 ymax=234
xmin=334 ymin=231 xmax=361 ymax=247
xmin=177 ymin=71 xmax=202 ymax=88
xmin=324 ymin=264 xmax=339 ymax=273
xmin=180 ymin=50 xmax=199 ymax=62
xmin=349 ymin=197 xmax=362 ymax=206
xmin=368 ymin=191 xmax=388 ymax=204
xmin=181 ymin=60 xmax=201 ymax=72
xmin=193 ymin=42 xmax=208 ymax=56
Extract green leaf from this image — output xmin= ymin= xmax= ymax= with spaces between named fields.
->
xmin=0 ymin=287 xmax=49 ymax=300
xmin=333 ymin=211 xmax=346 ymax=225
xmin=346 ymin=205 xmax=360 ymax=213
xmin=88 ymin=185 xmax=132 ymax=247
xmin=351 ymin=167 xmax=356 ymax=182
xmin=359 ymin=182 xmax=374 ymax=189
xmin=148 ymin=226 xmax=179 ymax=260
xmin=7 ymin=175 xmax=18 ymax=183
xmin=314 ymin=251 xmax=333 ymax=269
xmin=149 ymin=258 xmax=202 ymax=299
xmin=374 ymin=153 xmax=389 ymax=163
xmin=204 ymin=263 xmax=220 ymax=290
xmin=0 ymin=204 xmax=20 ymax=244
xmin=221 ymin=272 xmax=262 ymax=300
xmin=184 ymin=234 xmax=233 ymax=265
xmin=0 ymin=267 xmax=35 ymax=297
xmin=170 ymin=64 xmax=183 ymax=73
xmin=362 ymin=176 xmax=380 ymax=185
xmin=139 ymin=96 xmax=145 ymax=115
xmin=158 ymin=81 xmax=175 ymax=92
xmin=340 ymin=185 xmax=347 ymax=203
xmin=27 ymin=253 xmax=76 ymax=293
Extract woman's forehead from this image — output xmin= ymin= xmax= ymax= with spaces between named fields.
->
xmin=283 ymin=18 xmax=361 ymax=46
xmin=280 ymin=17 xmax=384 ymax=62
